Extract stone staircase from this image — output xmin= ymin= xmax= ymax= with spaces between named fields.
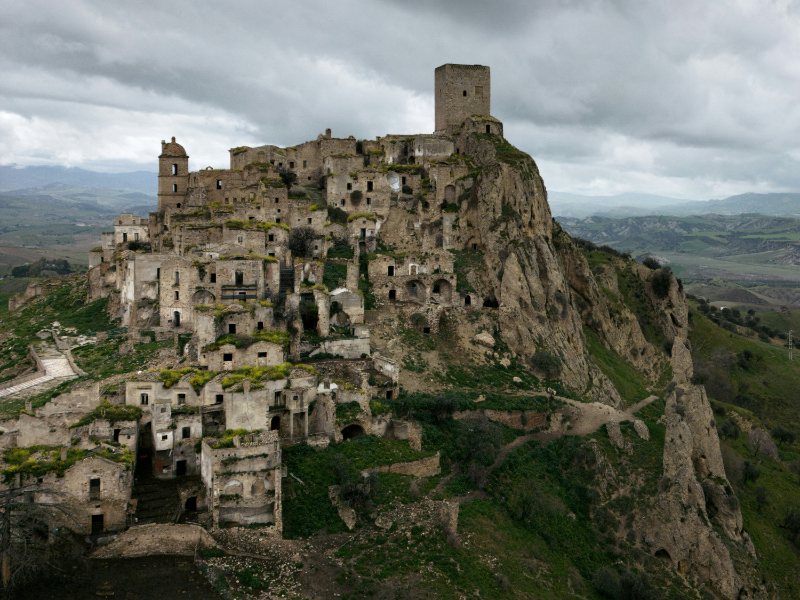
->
xmin=279 ymin=266 xmax=295 ymax=295
xmin=131 ymin=477 xmax=182 ymax=525
xmin=0 ymin=342 xmax=77 ymax=400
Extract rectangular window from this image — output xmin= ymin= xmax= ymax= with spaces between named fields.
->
xmin=161 ymin=434 xmax=168 ymax=441
xmin=347 ymin=183 xmax=352 ymax=190
xmin=366 ymin=197 xmax=371 ymax=205
xmin=276 ymin=218 xmax=281 ymax=223
xmin=303 ymin=160 xmax=307 ymax=168
xmin=215 ymin=394 xmax=223 ymax=404
xmin=307 ymin=217 xmax=312 ymax=224
xmin=89 ymin=478 xmax=100 ymax=500
xmin=172 ymin=164 xmax=178 ymax=175
xmin=268 ymin=234 xmax=274 ymax=242
xmin=217 ymin=179 xmax=222 ymax=189
xmin=182 ymin=427 xmax=191 ymax=439
xmin=258 ymin=352 xmax=267 ymax=358
xmin=388 ymin=266 xmax=394 ymax=276
xmin=229 ymin=323 xmax=236 ymax=334
xmin=402 ymin=176 xmax=406 ymax=185
xmin=140 ymin=393 xmax=149 ymax=405
xmin=174 ymin=291 xmax=179 ymax=300
xmin=172 ymin=184 xmax=177 ymax=192
xmin=289 ymin=161 xmax=295 ymax=168
xmin=475 ymin=85 xmax=483 ymax=96
xmin=177 ymin=393 xmax=186 ymax=405
xmin=223 ymin=353 xmax=233 ymax=362
xmin=257 ymin=321 xmax=263 ymax=330
xmin=210 ymin=273 xmax=216 ymax=283
xmin=134 ymin=233 xmax=139 ymax=241
xmin=174 ymin=271 xmax=180 ymax=285
xmin=367 ymin=181 xmax=373 ymax=191
xmin=275 ymin=198 xmax=279 ymax=203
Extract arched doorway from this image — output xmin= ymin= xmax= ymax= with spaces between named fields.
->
xmin=251 ymin=479 xmax=266 ymax=496
xmin=173 ymin=311 xmax=181 ymax=327
xmin=192 ymin=289 xmax=215 ymax=304
xmin=342 ymin=424 xmax=365 ymax=440
xmin=185 ymin=496 xmax=197 ymax=512
xmin=270 ymin=416 xmax=280 ymax=431
xmin=405 ymin=280 xmax=426 ymax=303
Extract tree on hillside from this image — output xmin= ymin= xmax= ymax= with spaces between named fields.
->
xmin=287 ymin=227 xmax=317 ymax=258
xmin=650 ymin=266 xmax=672 ymax=298
xmin=771 ymin=426 xmax=797 ymax=446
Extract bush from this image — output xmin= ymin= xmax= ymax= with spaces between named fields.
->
xmin=743 ymin=460 xmax=761 ymax=485
xmin=531 ymin=350 xmax=562 ymax=379
xmin=279 ymin=171 xmax=297 ymax=188
xmin=593 ymin=568 xmax=653 ymax=600
xmin=327 ymin=206 xmax=348 ymax=225
xmin=402 ymin=184 xmax=413 ymax=195
xmin=288 ymin=226 xmax=317 ymax=257
xmin=642 ymin=257 xmax=660 ymax=270
xmin=720 ymin=419 xmax=741 ymax=440
xmin=650 ymin=266 xmax=673 ymax=298
xmin=771 ymin=426 xmax=797 ymax=446
xmin=350 ymin=190 xmax=362 ymax=201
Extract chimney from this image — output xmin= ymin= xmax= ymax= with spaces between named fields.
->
xmin=325 ymin=128 xmax=332 ymax=139
xmin=171 ymin=136 xmax=176 ymax=143
xmin=61 ymin=447 xmax=68 ymax=461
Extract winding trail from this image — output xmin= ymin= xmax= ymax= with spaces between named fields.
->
xmin=430 ymin=394 xmax=659 ymax=500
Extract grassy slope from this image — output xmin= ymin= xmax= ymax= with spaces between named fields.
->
xmin=689 ymin=306 xmax=800 ymax=594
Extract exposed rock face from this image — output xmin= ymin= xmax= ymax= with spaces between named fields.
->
xmin=473 ymin=332 xmax=496 ymax=348
xmin=639 ymin=339 xmax=744 ymax=599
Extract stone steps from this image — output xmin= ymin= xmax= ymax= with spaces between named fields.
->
xmin=0 ymin=344 xmax=77 ymax=400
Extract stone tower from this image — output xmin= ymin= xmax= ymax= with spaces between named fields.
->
xmin=434 ymin=64 xmax=491 ymax=132
xmin=158 ymin=137 xmax=189 ymax=211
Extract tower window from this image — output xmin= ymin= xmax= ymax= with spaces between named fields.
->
xmin=172 ymin=164 xmax=177 ymax=175
xmin=174 ymin=271 xmax=180 ymax=285
xmin=303 ymin=160 xmax=307 ymax=168
xmin=366 ymin=198 xmax=371 ymax=205
xmin=486 ymin=125 xmax=491 ymax=134
xmin=172 ymin=184 xmax=177 ymax=192
xmin=210 ymin=273 xmax=216 ymax=283
xmin=174 ymin=291 xmax=179 ymax=300
xmin=289 ymin=161 xmax=295 ymax=168
xmin=217 ymin=180 xmax=222 ymax=189
xmin=268 ymin=234 xmax=274 ymax=242
xmin=347 ymin=183 xmax=352 ymax=190
xmin=308 ymin=217 xmax=312 ymax=224
xmin=367 ymin=181 xmax=373 ymax=191
xmin=463 ymin=90 xmax=467 ymax=96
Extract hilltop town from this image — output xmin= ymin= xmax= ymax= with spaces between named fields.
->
xmin=0 ymin=65 xmax=782 ymax=600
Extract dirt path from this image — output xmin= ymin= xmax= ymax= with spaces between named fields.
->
xmin=445 ymin=395 xmax=660 ymax=498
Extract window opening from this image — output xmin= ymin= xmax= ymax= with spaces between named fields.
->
xmin=223 ymin=353 xmax=233 ymax=362
xmin=182 ymin=426 xmax=190 ymax=439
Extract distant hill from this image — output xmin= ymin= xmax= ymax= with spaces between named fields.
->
xmin=549 ymin=191 xmax=800 ymax=218
xmin=0 ymin=164 xmax=156 ymax=194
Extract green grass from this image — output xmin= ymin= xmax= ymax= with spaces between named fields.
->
xmin=584 ymin=326 xmax=651 ymax=406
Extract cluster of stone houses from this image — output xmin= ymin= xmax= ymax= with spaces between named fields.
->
xmin=1 ymin=64 xmax=496 ymax=540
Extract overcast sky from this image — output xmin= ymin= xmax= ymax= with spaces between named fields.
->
xmin=2 ymin=0 xmax=800 ymax=200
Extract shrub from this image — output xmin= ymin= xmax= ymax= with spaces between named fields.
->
xmin=402 ymin=185 xmax=413 ymax=195
xmin=288 ymin=226 xmax=317 ymax=257
xmin=531 ymin=350 xmax=561 ymax=379
xmin=642 ymin=257 xmax=660 ymax=270
xmin=742 ymin=460 xmax=761 ymax=485
xmin=651 ymin=266 xmax=673 ymax=298
xmin=771 ymin=426 xmax=797 ymax=446
xmin=719 ymin=419 xmax=741 ymax=440
xmin=350 ymin=190 xmax=362 ymax=201
xmin=327 ymin=206 xmax=348 ymax=225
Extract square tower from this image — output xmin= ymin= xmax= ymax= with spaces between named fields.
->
xmin=435 ymin=64 xmax=491 ymax=132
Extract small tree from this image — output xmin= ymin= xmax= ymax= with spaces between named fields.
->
xmin=651 ymin=266 xmax=673 ymax=298
xmin=531 ymin=350 xmax=562 ymax=379
xmin=279 ymin=170 xmax=297 ymax=189
xmin=755 ymin=486 xmax=769 ymax=512
xmin=771 ymin=426 xmax=797 ymax=446
xmin=720 ymin=419 xmax=741 ymax=440
xmin=642 ymin=257 xmax=660 ymax=270
xmin=287 ymin=226 xmax=316 ymax=257
xmin=743 ymin=460 xmax=761 ymax=485
xmin=350 ymin=190 xmax=363 ymax=202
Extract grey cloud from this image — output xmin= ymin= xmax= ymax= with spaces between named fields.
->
xmin=1 ymin=0 xmax=800 ymax=199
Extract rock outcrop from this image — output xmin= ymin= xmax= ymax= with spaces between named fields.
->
xmin=639 ymin=339 xmax=744 ymax=599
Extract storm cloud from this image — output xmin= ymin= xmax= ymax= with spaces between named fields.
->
xmin=2 ymin=0 xmax=800 ymax=199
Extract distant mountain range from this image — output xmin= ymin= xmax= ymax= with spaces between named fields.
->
xmin=0 ymin=164 xmax=156 ymax=194
xmin=549 ymin=191 xmax=800 ymax=218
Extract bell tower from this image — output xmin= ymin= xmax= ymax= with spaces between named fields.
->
xmin=158 ymin=137 xmax=189 ymax=211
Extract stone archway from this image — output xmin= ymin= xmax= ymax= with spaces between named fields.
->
xmin=223 ymin=479 xmax=243 ymax=496
xmin=342 ymin=424 xmax=365 ymax=440
xmin=192 ymin=289 xmax=215 ymax=305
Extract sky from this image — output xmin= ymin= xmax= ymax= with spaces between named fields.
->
xmin=2 ymin=0 xmax=800 ymax=200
